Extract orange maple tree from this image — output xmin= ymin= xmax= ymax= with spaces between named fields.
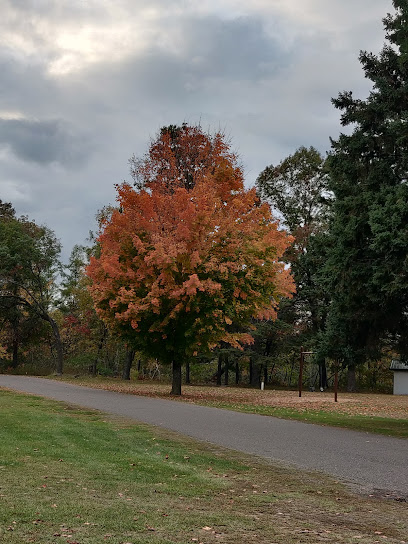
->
xmin=87 ymin=126 xmax=294 ymax=394
xmin=129 ymin=123 xmax=241 ymax=193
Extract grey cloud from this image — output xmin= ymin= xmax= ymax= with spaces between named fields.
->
xmin=0 ymin=118 xmax=91 ymax=167
xmin=0 ymin=54 xmax=58 ymax=114
xmin=76 ymin=14 xmax=292 ymax=107
xmin=0 ymin=0 xmax=391 ymax=262
xmin=181 ymin=15 xmax=290 ymax=80
xmin=4 ymin=0 xmax=105 ymax=22
xmin=3 ymin=0 xmax=191 ymax=35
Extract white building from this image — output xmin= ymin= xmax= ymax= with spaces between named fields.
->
xmin=390 ymin=359 xmax=408 ymax=395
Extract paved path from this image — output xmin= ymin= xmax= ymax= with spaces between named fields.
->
xmin=1 ymin=375 xmax=407 ymax=497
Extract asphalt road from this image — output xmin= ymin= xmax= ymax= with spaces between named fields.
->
xmin=1 ymin=375 xmax=407 ymax=497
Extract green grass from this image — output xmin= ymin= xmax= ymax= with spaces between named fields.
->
xmin=1 ymin=389 xmax=407 ymax=543
xmin=195 ymin=402 xmax=408 ymax=438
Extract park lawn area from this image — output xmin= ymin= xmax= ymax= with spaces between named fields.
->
xmin=0 ymin=389 xmax=407 ymax=544
xmin=55 ymin=377 xmax=408 ymax=438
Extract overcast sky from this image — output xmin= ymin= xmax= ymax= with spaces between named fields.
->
xmin=0 ymin=0 xmax=393 ymax=261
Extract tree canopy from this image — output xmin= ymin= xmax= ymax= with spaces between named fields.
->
xmin=0 ymin=203 xmax=63 ymax=373
xmin=129 ymin=123 xmax=243 ymax=193
xmin=322 ymin=0 xmax=408 ymax=373
xmin=87 ymin=126 xmax=294 ymax=394
xmin=255 ymin=148 xmax=331 ymax=391
xmin=256 ymin=146 xmax=331 ymax=233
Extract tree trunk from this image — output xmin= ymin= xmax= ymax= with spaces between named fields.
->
xmin=46 ymin=315 xmax=63 ymax=375
xmin=347 ymin=365 xmax=357 ymax=392
xmin=235 ymin=361 xmax=240 ymax=385
xmin=122 ymin=348 xmax=135 ymax=380
xmin=11 ymin=285 xmax=19 ymax=368
xmin=269 ymin=362 xmax=276 ymax=384
xmin=288 ymin=354 xmax=296 ymax=387
xmin=369 ymin=361 xmax=377 ymax=390
xmin=250 ymin=358 xmax=261 ymax=387
xmin=263 ymin=364 xmax=268 ymax=386
xmin=319 ymin=361 xmax=328 ymax=390
xmin=224 ymin=355 xmax=229 ymax=386
xmin=185 ymin=360 xmax=190 ymax=384
xmin=12 ymin=326 xmax=19 ymax=368
xmin=92 ymin=325 xmax=108 ymax=376
xmin=216 ymin=353 xmax=223 ymax=386
xmin=171 ymin=360 xmax=182 ymax=395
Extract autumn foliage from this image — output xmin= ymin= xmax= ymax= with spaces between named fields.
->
xmin=87 ymin=126 xmax=294 ymax=393
xmin=129 ymin=123 xmax=241 ymax=193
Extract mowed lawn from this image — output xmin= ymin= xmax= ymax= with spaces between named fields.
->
xmin=56 ymin=377 xmax=408 ymax=438
xmin=1 ymin=388 xmax=408 ymax=544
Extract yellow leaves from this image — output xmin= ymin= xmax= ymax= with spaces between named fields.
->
xmin=221 ymin=332 xmax=255 ymax=350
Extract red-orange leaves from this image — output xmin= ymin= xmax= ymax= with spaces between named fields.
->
xmin=87 ymin=129 xmax=294 ymax=364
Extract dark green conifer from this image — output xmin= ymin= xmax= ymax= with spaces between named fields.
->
xmin=323 ymin=1 xmax=408 ymax=382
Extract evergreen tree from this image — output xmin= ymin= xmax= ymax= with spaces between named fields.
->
xmin=323 ymin=1 xmax=408 ymax=384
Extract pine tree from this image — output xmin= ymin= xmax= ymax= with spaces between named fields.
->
xmin=323 ymin=1 xmax=408 ymax=382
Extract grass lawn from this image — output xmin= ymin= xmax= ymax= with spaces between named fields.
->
xmin=55 ymin=377 xmax=408 ymax=438
xmin=1 ymin=389 xmax=408 ymax=544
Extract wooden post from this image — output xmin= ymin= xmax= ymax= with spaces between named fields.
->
xmin=299 ymin=347 xmax=304 ymax=398
xmin=334 ymin=361 xmax=339 ymax=403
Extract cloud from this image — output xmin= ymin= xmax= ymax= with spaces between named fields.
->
xmin=1 ymin=1 xmax=292 ymax=77
xmin=0 ymin=0 xmax=395 ymax=261
xmin=0 ymin=117 xmax=92 ymax=167
xmin=176 ymin=15 xmax=289 ymax=81
xmin=56 ymin=12 xmax=292 ymax=116
xmin=0 ymin=178 xmax=32 ymax=203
